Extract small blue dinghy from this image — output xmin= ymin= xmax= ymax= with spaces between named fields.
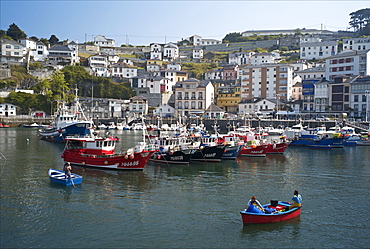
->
xmin=48 ymin=168 xmax=82 ymax=186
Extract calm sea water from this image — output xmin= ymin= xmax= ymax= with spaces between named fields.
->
xmin=1 ymin=128 xmax=369 ymax=248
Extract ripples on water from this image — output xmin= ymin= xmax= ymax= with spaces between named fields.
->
xmin=1 ymin=128 xmax=369 ymax=248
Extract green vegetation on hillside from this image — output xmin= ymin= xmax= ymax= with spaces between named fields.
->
xmin=181 ymin=62 xmax=219 ymax=79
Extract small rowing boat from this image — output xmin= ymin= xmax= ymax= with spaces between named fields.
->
xmin=240 ymin=201 xmax=301 ymax=224
xmin=48 ymin=168 xmax=82 ymax=186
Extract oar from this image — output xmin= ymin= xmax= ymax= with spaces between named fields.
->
xmin=70 ymin=175 xmax=76 ymax=188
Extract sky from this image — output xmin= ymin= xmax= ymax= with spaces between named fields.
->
xmin=1 ymin=1 xmax=369 ymax=46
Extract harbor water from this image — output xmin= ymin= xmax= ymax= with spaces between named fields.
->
xmin=0 ymin=128 xmax=369 ymax=248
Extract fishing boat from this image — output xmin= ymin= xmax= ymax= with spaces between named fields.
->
xmin=150 ymin=149 xmax=194 ymax=165
xmin=39 ymin=92 xmax=94 ymax=142
xmin=240 ymin=201 xmax=301 ymax=224
xmin=238 ymin=144 xmax=268 ymax=157
xmin=48 ymin=168 xmax=82 ymax=186
xmin=191 ymin=144 xmax=225 ymax=162
xmin=149 ymin=135 xmax=195 ymax=164
xmin=61 ymin=130 xmax=157 ymax=170
xmin=266 ymin=141 xmax=290 ymax=154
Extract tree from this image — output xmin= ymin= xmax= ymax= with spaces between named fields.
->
xmin=349 ymin=8 xmax=370 ymax=32
xmin=6 ymin=23 xmax=27 ymax=40
xmin=49 ymin=35 xmax=59 ymax=45
xmin=40 ymin=38 xmax=50 ymax=47
xmin=359 ymin=22 xmax=370 ymax=36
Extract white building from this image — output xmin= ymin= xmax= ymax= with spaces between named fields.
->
xmin=238 ymin=98 xmax=276 ymax=115
xmin=109 ymin=62 xmax=137 ymax=78
xmin=129 ymin=96 xmax=148 ymax=115
xmin=94 ymin=35 xmax=115 ymax=47
xmin=0 ymin=39 xmax=25 ymax=64
xmin=150 ymin=43 xmax=163 ymax=60
xmin=174 ymin=78 xmax=215 ymax=116
xmin=342 ymin=37 xmax=370 ymax=51
xmin=48 ymin=42 xmax=79 ymax=65
xmin=89 ymin=54 xmax=109 ymax=77
xmin=200 ymin=39 xmax=221 ymax=45
xmin=167 ymin=62 xmax=181 ymax=71
xmin=163 ymin=43 xmax=179 ymax=62
xmin=228 ymin=52 xmax=254 ymax=65
xmin=135 ymin=76 xmax=171 ymax=94
xmin=153 ymin=104 xmax=175 ymax=117
xmin=251 ymin=52 xmax=281 ymax=65
xmin=32 ymin=41 xmax=48 ymax=61
xmin=295 ymin=67 xmax=326 ymax=80
xmin=0 ymin=103 xmax=17 ymax=117
xmin=242 ymin=29 xmax=334 ymax=37
xmin=300 ymin=41 xmax=338 ymax=60
xmin=147 ymin=63 xmax=161 ymax=72
xmin=192 ymin=48 xmax=203 ymax=59
xmin=314 ymin=80 xmax=330 ymax=113
xmin=325 ymin=50 xmax=370 ymax=80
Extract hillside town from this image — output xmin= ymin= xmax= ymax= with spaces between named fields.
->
xmin=1 ymin=26 xmax=370 ymax=126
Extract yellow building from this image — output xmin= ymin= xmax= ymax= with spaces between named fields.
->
xmin=215 ymin=84 xmax=241 ymax=113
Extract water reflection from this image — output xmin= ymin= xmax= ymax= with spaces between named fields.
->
xmin=241 ymin=216 xmax=301 ymax=234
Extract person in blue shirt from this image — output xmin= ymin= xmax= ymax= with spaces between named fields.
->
xmin=289 ymin=190 xmax=302 ymax=209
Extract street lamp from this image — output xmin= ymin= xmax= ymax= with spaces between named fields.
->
xmin=276 ymin=94 xmax=280 ymax=120
xmin=366 ymin=90 xmax=370 ymax=122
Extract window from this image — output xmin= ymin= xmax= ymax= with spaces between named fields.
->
xmin=354 ymin=95 xmax=359 ymax=102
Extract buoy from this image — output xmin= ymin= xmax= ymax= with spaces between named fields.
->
xmin=82 ymin=161 xmax=85 ymax=165
xmin=129 ymin=154 xmax=134 ymax=159
xmin=157 ymin=155 xmax=161 ymax=159
xmin=124 ymin=155 xmax=128 ymax=159
xmin=104 ymin=161 xmax=108 ymax=165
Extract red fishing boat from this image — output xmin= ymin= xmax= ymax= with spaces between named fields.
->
xmin=61 ymin=131 xmax=157 ymax=170
xmin=238 ymin=144 xmax=268 ymax=157
xmin=265 ymin=142 xmax=290 ymax=154
xmin=240 ymin=201 xmax=301 ymax=224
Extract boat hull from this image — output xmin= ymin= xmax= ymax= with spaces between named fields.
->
xmin=48 ymin=168 xmax=82 ymax=186
xmin=221 ymin=144 xmax=243 ymax=159
xmin=62 ymin=150 xmax=155 ymax=170
xmin=240 ymin=202 xmax=301 ymax=224
xmin=238 ymin=145 xmax=268 ymax=157
xmin=266 ymin=142 xmax=289 ymax=154
xmin=39 ymin=122 xmax=92 ymax=142
xmin=191 ymin=145 xmax=225 ymax=162
xmin=150 ymin=149 xmax=194 ymax=165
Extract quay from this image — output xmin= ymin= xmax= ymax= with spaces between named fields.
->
xmin=1 ymin=116 xmax=369 ymax=134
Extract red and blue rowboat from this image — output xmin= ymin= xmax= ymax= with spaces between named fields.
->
xmin=240 ymin=201 xmax=301 ymax=224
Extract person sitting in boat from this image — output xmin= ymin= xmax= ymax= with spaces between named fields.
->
xmin=63 ymin=162 xmax=72 ymax=179
xmin=289 ymin=190 xmax=302 ymax=209
xmin=246 ymin=196 xmax=265 ymax=212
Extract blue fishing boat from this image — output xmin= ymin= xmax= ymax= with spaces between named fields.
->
xmin=39 ymin=93 xmax=93 ymax=142
xmin=48 ymin=168 xmax=83 ymax=186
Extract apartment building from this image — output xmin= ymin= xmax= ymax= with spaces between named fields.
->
xmin=239 ymin=63 xmax=294 ymax=101
xmin=174 ymin=78 xmax=214 ymax=116
xmin=325 ymin=50 xmax=370 ymax=80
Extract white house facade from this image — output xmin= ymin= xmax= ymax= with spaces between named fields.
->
xmin=0 ymin=39 xmax=25 ymax=64
xmin=94 ymin=35 xmax=115 ymax=47
xmin=0 ymin=103 xmax=17 ymax=117
xmin=314 ymin=81 xmax=329 ymax=112
xmin=228 ymin=52 xmax=254 ymax=65
xmin=295 ymin=67 xmax=326 ymax=80
xmin=325 ymin=50 xmax=370 ymax=80
xmin=238 ymin=98 xmax=276 ymax=115
xmin=153 ymin=104 xmax=175 ymax=117
xmin=192 ymin=48 xmax=203 ymax=59
xmin=163 ymin=43 xmax=179 ymax=62
xmin=47 ymin=42 xmax=79 ymax=65
xmin=174 ymin=78 xmax=215 ymax=116
xmin=300 ymin=41 xmax=338 ymax=60
xmin=342 ymin=38 xmax=370 ymax=51
xmin=150 ymin=43 xmax=163 ymax=60
xmin=251 ymin=52 xmax=281 ymax=65
xmin=109 ymin=62 xmax=137 ymax=78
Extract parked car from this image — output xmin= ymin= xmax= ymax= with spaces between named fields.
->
xmin=316 ymin=116 xmax=330 ymax=121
